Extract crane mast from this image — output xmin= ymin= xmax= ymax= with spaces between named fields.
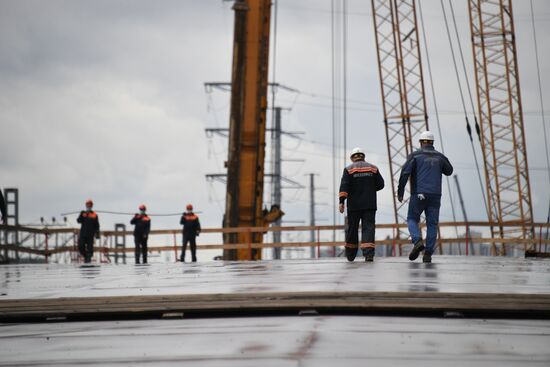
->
xmin=468 ymin=0 xmax=534 ymax=255
xmin=223 ymin=0 xmax=278 ymax=260
xmin=371 ymin=0 xmax=429 ymax=244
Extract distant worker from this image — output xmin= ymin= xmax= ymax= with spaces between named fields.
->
xmin=131 ymin=204 xmax=151 ymax=264
xmin=180 ymin=204 xmax=201 ymax=262
xmin=77 ymin=199 xmax=100 ymax=263
xmin=397 ymin=131 xmax=453 ymax=263
xmin=0 ymin=189 xmax=6 ymax=224
xmin=339 ymin=147 xmax=385 ymax=262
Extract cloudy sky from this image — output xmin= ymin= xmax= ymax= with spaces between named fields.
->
xmin=1 ymin=0 xmax=549 ymax=248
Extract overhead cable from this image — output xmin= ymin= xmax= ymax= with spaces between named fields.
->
xmin=418 ymin=0 xmax=459 ymax=236
xmin=439 ymin=0 xmax=489 ymax=220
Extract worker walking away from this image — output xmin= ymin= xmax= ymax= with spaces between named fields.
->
xmin=131 ymin=204 xmax=151 ymax=264
xmin=339 ymin=147 xmax=385 ymax=262
xmin=397 ymin=131 xmax=453 ymax=263
xmin=180 ymin=204 xmax=201 ymax=262
xmin=0 ymin=189 xmax=6 ymax=224
xmin=77 ymin=199 xmax=100 ymax=263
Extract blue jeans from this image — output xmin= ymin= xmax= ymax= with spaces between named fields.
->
xmin=407 ymin=194 xmax=441 ymax=255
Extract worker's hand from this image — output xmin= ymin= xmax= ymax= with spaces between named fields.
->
xmin=339 ymin=203 xmax=345 ymax=214
xmin=196 ymin=231 xmax=200 ymax=237
xmin=397 ymin=195 xmax=403 ymax=203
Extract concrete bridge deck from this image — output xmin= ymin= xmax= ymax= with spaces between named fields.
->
xmin=0 ymin=256 xmax=549 ymax=366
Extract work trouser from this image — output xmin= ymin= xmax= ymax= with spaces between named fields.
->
xmin=78 ymin=235 xmax=94 ymax=262
xmin=181 ymin=234 xmax=197 ymax=262
xmin=407 ymin=193 xmax=441 ymax=255
xmin=134 ymin=235 xmax=148 ymax=264
xmin=345 ymin=209 xmax=376 ymax=256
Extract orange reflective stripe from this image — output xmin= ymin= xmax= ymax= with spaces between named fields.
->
xmin=345 ymin=243 xmax=358 ymax=249
xmin=359 ymin=243 xmax=375 ymax=249
xmin=348 ymin=167 xmax=378 ymax=174
xmin=339 ymin=192 xmax=348 ymax=198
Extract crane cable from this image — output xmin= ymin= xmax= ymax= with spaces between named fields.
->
xmin=439 ymin=0 xmax=490 ymax=221
xmin=331 ymin=0 xmax=337 ymax=241
xmin=343 ymin=0 xmax=348 ymax=167
xmin=446 ymin=0 xmax=481 ymax=138
xmin=529 ymin=0 xmax=550 ymax=239
xmin=60 ymin=210 xmax=194 ymax=217
xmin=270 ymin=0 xmax=279 ymax=210
xmin=417 ymin=0 xmax=459 ymax=239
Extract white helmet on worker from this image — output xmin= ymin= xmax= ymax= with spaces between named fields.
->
xmin=350 ymin=147 xmax=365 ymax=159
xmin=419 ymin=131 xmax=435 ymax=142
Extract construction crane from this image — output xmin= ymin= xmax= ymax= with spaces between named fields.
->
xmin=223 ymin=0 xmax=283 ymax=261
xmin=221 ymin=0 xmax=535 ymax=261
xmin=371 ymin=0 xmax=429 ymax=247
xmin=468 ymin=0 xmax=534 ymax=255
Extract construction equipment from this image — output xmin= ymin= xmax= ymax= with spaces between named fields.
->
xmin=371 ymin=0 xmax=429 ymax=245
xmin=468 ymin=0 xmax=534 ymax=255
xmin=223 ymin=0 xmax=283 ymax=260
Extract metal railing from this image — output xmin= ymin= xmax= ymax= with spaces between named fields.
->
xmin=1 ymin=222 xmax=549 ymax=263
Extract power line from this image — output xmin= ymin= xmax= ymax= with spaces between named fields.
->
xmin=60 ymin=210 xmax=189 ymax=217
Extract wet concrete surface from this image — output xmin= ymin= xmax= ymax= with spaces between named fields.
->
xmin=0 ymin=256 xmax=549 ymax=300
xmin=0 ymin=315 xmax=549 ymax=366
xmin=1 ymin=257 xmax=549 ymax=365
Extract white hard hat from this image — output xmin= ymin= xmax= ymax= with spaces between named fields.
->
xmin=419 ymin=131 xmax=435 ymax=141
xmin=350 ymin=147 xmax=365 ymax=158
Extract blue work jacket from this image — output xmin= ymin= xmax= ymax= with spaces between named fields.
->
xmin=397 ymin=145 xmax=453 ymax=197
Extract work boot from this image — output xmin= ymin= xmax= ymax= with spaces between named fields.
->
xmin=422 ymin=252 xmax=432 ymax=263
xmin=345 ymin=247 xmax=357 ymax=262
xmin=363 ymin=248 xmax=374 ymax=262
xmin=408 ymin=239 xmax=425 ymax=261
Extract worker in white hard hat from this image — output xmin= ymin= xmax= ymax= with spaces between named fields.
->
xmin=397 ymin=131 xmax=453 ymax=263
xmin=338 ymin=147 xmax=385 ymax=262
